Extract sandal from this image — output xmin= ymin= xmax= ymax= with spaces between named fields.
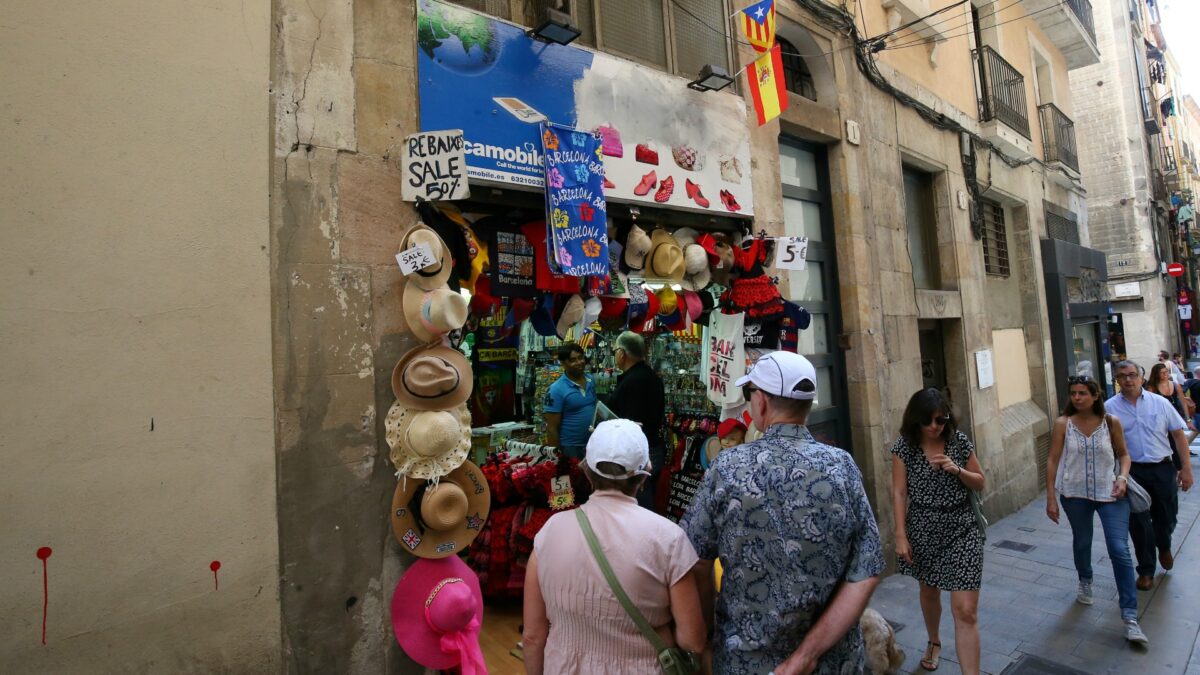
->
xmin=920 ymin=641 xmax=941 ymax=671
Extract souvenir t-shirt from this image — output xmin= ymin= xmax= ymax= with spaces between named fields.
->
xmin=521 ymin=221 xmax=582 ymax=294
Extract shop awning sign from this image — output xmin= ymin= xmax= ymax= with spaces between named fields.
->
xmin=416 ymin=0 xmax=755 ymax=216
xmin=401 ymin=129 xmax=470 ymax=202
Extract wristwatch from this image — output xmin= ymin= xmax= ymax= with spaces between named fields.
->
xmin=1116 ymin=475 xmax=1128 ymax=482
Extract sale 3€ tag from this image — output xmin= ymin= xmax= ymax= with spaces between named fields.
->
xmin=396 ymin=242 xmax=437 ymax=275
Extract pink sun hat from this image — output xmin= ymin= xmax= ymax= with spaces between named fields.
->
xmin=391 ymin=557 xmax=486 ymax=673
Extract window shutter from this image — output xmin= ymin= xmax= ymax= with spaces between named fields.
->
xmin=671 ymin=0 xmax=728 ymax=79
xmin=599 ymin=0 xmax=667 ymax=68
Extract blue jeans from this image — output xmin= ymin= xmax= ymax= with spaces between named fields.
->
xmin=1060 ymin=496 xmax=1138 ymax=620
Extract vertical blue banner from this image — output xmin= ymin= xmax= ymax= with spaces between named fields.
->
xmin=541 ymin=122 xmax=609 ymax=277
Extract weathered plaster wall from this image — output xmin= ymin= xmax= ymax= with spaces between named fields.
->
xmin=0 ymin=1 xmax=279 ymax=671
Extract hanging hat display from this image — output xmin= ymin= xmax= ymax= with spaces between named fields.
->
xmin=672 ymin=227 xmax=700 ymax=247
xmin=556 ymin=294 xmax=586 ymax=339
xmin=403 ymin=280 xmax=469 ymax=343
xmin=680 ymin=244 xmax=712 ymax=291
xmin=392 ymin=344 xmax=473 ymax=411
xmin=391 ymin=460 xmax=491 ymax=559
xmin=391 ymin=556 xmax=486 ymax=673
xmin=647 ymin=229 xmax=685 ymax=281
xmin=529 ymin=294 xmax=558 ymax=337
xmin=580 ymin=296 xmax=602 ymax=331
xmin=623 ymin=225 xmax=653 ymax=271
xmin=385 ymin=400 xmax=473 ymax=480
xmin=398 ymin=224 xmax=453 ymax=291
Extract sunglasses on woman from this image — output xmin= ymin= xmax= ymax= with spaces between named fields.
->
xmin=926 ymin=415 xmax=951 ymax=426
xmin=1067 ymin=375 xmax=1091 ymax=385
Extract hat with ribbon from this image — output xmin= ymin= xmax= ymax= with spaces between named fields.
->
xmin=647 ymin=229 xmax=685 ymax=281
xmin=398 ymin=224 xmax=452 ymax=291
xmin=623 ymin=225 xmax=652 ymax=271
xmin=392 ymin=344 xmax=473 ymax=411
xmin=681 ymin=244 xmax=712 ymax=291
xmin=391 ymin=557 xmax=486 ymax=673
xmin=391 ymin=460 xmax=491 ymax=559
xmin=556 ymin=294 xmax=586 ymax=339
xmin=385 ymin=400 xmax=472 ymax=480
xmin=403 ymin=280 xmax=469 ymax=343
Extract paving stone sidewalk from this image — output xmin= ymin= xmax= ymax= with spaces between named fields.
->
xmin=869 ymin=451 xmax=1200 ymax=675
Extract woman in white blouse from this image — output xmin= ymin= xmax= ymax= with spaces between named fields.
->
xmin=1045 ymin=375 xmax=1148 ymax=645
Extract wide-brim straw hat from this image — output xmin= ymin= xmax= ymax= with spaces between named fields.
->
xmin=680 ymin=244 xmax=712 ymax=291
xmin=391 ymin=461 xmax=490 ymax=559
xmin=647 ymin=229 xmax=685 ymax=281
xmin=392 ymin=344 xmax=473 ymax=410
xmin=402 ymin=279 xmax=469 ymax=343
xmin=398 ymin=224 xmax=452 ymax=291
xmin=385 ymin=400 xmax=472 ymax=480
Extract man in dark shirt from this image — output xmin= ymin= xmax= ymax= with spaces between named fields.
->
xmin=607 ymin=331 xmax=666 ymax=509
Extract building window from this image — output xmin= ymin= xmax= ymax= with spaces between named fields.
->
xmin=903 ymin=167 xmax=941 ymax=289
xmin=447 ymin=0 xmax=511 ymax=21
xmin=523 ymin=0 xmax=729 ymax=76
xmin=1044 ymin=201 xmax=1080 ymax=245
xmin=777 ymin=38 xmax=816 ymax=101
xmin=980 ymin=199 xmax=1010 ymax=277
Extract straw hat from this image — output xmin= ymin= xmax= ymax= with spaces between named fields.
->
xmin=391 ymin=557 xmax=485 ymax=672
xmin=624 ymin=225 xmax=652 ymax=271
xmin=556 ymin=294 xmax=586 ymax=339
xmin=681 ymin=244 xmax=712 ymax=291
xmin=647 ymin=229 xmax=685 ymax=281
xmin=391 ymin=461 xmax=490 ymax=559
xmin=385 ymin=401 xmax=472 ymax=480
xmin=392 ymin=344 xmax=473 ymax=410
xmin=403 ymin=280 xmax=469 ymax=343
xmin=398 ymin=224 xmax=452 ymax=291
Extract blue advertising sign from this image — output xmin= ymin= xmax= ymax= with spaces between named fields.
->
xmin=416 ymin=0 xmax=756 ymax=215
xmin=541 ymin=123 xmax=609 ymax=277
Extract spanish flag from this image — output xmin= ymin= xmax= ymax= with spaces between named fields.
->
xmin=740 ymin=0 xmax=776 ymax=53
xmin=747 ymin=45 xmax=787 ymax=126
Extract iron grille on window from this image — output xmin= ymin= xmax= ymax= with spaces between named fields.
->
xmin=447 ymin=0 xmax=511 ymax=20
xmin=981 ymin=199 xmax=1009 ymax=277
xmin=777 ymin=38 xmax=816 ymax=101
xmin=1046 ymin=206 xmax=1080 ymax=245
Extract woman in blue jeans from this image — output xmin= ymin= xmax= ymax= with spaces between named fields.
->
xmin=1045 ymin=375 xmax=1149 ymax=645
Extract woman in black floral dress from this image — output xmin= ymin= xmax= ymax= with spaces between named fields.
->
xmin=891 ymin=388 xmax=986 ymax=674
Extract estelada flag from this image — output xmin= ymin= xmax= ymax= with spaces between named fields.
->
xmin=740 ymin=0 xmax=776 ymax=53
xmin=747 ymin=45 xmax=787 ymax=126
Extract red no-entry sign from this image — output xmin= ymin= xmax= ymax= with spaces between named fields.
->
xmin=1168 ymin=262 xmax=1185 ymax=277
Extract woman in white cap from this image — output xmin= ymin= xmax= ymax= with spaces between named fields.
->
xmin=523 ymin=419 xmax=706 ymax=674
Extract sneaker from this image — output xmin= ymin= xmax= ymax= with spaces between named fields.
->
xmin=1124 ymin=619 xmax=1150 ymax=645
xmin=1076 ymin=580 xmax=1094 ymax=605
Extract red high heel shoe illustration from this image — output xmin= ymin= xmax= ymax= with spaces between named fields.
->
xmin=686 ymin=179 xmax=710 ymax=208
xmin=633 ymin=170 xmax=657 ymax=196
xmin=654 ymin=176 xmax=675 ymax=203
xmin=720 ymin=190 xmax=741 ymax=212
xmin=603 ymin=175 xmax=616 ymax=190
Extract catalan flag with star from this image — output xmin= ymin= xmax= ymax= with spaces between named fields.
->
xmin=747 ymin=44 xmax=787 ymax=125
xmin=741 ymin=0 xmax=776 ymax=53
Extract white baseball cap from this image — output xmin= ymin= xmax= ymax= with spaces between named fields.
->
xmin=735 ymin=351 xmax=818 ymax=400
xmin=586 ymin=419 xmax=652 ymax=479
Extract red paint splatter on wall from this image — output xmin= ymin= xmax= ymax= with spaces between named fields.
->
xmin=36 ymin=547 xmax=52 ymax=645
xmin=210 ymin=560 xmax=221 ymax=590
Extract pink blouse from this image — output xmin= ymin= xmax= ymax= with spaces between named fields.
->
xmin=532 ymin=491 xmax=699 ymax=674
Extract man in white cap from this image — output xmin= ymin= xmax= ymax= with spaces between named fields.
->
xmin=681 ymin=351 xmax=884 ymax=675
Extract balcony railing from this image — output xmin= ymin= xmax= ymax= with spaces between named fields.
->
xmin=1065 ymin=0 xmax=1096 ymax=43
xmin=975 ymin=46 xmax=1031 ymax=139
xmin=1038 ymin=103 xmax=1079 ymax=172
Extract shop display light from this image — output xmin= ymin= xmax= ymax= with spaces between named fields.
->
xmin=528 ymin=8 xmax=581 ymax=46
xmin=687 ymin=64 xmax=735 ymax=92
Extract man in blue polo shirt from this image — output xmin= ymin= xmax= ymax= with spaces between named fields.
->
xmin=543 ymin=343 xmax=597 ymax=459
xmin=1107 ymin=360 xmax=1195 ymax=590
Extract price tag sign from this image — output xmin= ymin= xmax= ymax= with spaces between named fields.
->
xmin=548 ymin=475 xmax=575 ymax=511
xmin=396 ymin=242 xmax=437 ymax=275
xmin=401 ymin=130 xmax=470 ymax=202
xmin=773 ymin=236 xmax=809 ymax=270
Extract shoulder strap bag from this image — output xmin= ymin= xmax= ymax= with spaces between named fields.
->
xmin=1104 ymin=415 xmax=1152 ymax=513
xmin=575 ymin=509 xmax=699 ymax=675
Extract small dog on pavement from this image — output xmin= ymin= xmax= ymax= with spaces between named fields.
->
xmin=861 ymin=608 xmax=905 ymax=674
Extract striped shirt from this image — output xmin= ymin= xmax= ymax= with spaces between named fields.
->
xmin=533 ymin=491 xmax=699 ymax=674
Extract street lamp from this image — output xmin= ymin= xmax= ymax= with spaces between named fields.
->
xmin=687 ymin=64 xmax=735 ymax=92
